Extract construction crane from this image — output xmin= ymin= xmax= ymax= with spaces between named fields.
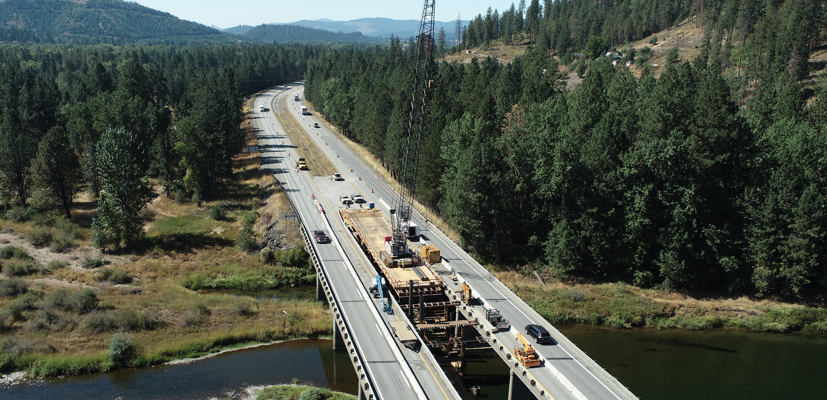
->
xmin=514 ymin=333 xmax=543 ymax=368
xmin=389 ymin=0 xmax=436 ymax=258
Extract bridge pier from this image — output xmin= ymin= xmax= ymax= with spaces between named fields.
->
xmin=333 ymin=319 xmax=345 ymax=350
xmin=317 ymin=274 xmax=324 ymax=301
xmin=508 ymin=371 xmax=535 ymax=400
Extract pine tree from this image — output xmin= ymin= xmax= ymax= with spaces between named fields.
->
xmin=30 ymin=126 xmax=82 ymax=218
xmin=0 ymin=109 xmax=36 ymax=205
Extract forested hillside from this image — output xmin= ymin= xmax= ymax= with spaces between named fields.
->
xmin=0 ymin=0 xmax=232 ymax=44
xmin=0 ymin=42 xmax=317 ymax=248
xmin=305 ymin=32 xmax=827 ymax=298
xmin=454 ymin=0 xmax=825 ymax=83
xmin=241 ymin=24 xmax=384 ymax=44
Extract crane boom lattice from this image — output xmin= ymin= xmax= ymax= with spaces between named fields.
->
xmin=391 ymin=0 xmax=436 ymax=256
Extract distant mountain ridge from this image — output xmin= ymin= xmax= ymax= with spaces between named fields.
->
xmin=287 ymin=18 xmax=466 ymax=41
xmin=240 ymin=24 xmax=384 ymax=44
xmin=224 ymin=18 xmax=467 ymax=42
xmin=0 ymin=0 xmax=232 ymax=43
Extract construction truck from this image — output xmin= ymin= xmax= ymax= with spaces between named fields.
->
xmin=461 ymin=282 xmax=473 ymax=304
xmin=514 ymin=333 xmax=543 ymax=368
xmin=486 ymin=309 xmax=510 ymax=332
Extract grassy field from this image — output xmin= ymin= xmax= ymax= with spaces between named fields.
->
xmin=497 ymin=271 xmax=827 ymax=333
xmin=0 ymin=102 xmax=331 ymax=378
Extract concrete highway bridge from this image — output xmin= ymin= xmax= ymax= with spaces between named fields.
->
xmin=252 ymin=84 xmax=638 ymax=400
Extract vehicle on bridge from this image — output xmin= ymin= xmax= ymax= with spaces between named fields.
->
xmin=300 ymin=106 xmax=309 ymax=115
xmin=331 ymin=173 xmax=344 ymax=181
xmin=486 ymin=309 xmax=510 ymax=332
xmin=514 ymin=333 xmax=543 ymax=368
xmin=340 ymin=195 xmax=353 ymax=205
xmin=313 ymin=122 xmax=320 ymax=128
xmin=525 ymin=324 xmax=553 ymax=344
xmin=314 ymin=230 xmax=329 ymax=243
xmin=352 ymin=194 xmax=366 ymax=204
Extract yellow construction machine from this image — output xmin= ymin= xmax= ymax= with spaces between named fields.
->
xmin=514 ymin=333 xmax=543 ymax=368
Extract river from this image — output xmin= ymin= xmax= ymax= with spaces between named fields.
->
xmin=4 ymin=323 xmax=826 ymax=399
xmin=557 ymin=324 xmax=827 ymax=400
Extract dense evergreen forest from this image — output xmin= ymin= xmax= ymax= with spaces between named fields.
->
xmin=306 ymin=26 xmax=827 ymax=298
xmin=0 ymin=42 xmax=318 ymax=249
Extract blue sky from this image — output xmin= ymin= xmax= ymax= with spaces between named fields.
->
xmin=132 ymin=0 xmax=520 ymax=29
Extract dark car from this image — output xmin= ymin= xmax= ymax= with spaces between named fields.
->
xmin=314 ymin=230 xmax=329 ymax=243
xmin=525 ymin=324 xmax=553 ymax=344
xmin=313 ymin=123 xmax=320 ymax=128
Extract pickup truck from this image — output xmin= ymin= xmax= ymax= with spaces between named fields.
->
xmin=331 ymin=173 xmax=344 ymax=181
xmin=352 ymin=194 xmax=366 ymax=204
xmin=340 ymin=195 xmax=353 ymax=205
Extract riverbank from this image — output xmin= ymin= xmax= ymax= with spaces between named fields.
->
xmin=0 ymin=103 xmax=333 ymax=378
xmin=498 ymin=271 xmax=827 ymax=332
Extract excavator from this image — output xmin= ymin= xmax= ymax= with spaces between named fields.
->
xmin=514 ymin=333 xmax=543 ymax=368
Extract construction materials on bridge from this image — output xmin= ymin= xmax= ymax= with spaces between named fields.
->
xmin=390 ymin=320 xmax=419 ymax=350
xmin=421 ymin=244 xmax=440 ymax=263
xmin=342 ymin=209 xmax=444 ymax=306
xmin=514 ymin=333 xmax=543 ymax=368
xmin=460 ymin=282 xmax=473 ymax=304
xmin=485 ymin=309 xmax=510 ymax=332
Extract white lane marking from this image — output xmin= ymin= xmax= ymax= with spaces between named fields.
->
xmin=379 ymin=198 xmax=391 ymax=210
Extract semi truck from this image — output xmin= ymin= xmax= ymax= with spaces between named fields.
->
xmin=300 ymin=106 xmax=309 ymax=115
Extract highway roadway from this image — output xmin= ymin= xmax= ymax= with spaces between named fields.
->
xmin=253 ymin=85 xmax=462 ymax=400
xmin=277 ymin=85 xmax=638 ymax=400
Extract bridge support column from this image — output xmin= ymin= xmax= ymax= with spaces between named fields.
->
xmin=333 ymin=321 xmax=345 ymax=350
xmin=316 ymin=275 xmax=324 ymax=301
xmin=508 ymin=371 xmax=535 ymax=400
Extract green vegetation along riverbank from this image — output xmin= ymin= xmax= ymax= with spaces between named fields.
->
xmin=254 ymin=384 xmax=356 ymax=400
xmin=498 ymin=272 xmax=827 ymax=333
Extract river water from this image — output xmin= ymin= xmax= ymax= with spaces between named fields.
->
xmin=557 ymin=325 xmax=827 ymax=400
xmin=4 ymin=322 xmax=826 ymax=399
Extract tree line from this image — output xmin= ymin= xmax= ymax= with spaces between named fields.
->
xmin=305 ymin=39 xmax=827 ymax=299
xmin=0 ymin=42 xmax=318 ymax=250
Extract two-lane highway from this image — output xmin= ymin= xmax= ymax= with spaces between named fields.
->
xmin=279 ymin=85 xmax=638 ymax=400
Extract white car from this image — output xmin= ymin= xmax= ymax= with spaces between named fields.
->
xmin=331 ymin=173 xmax=344 ymax=181
xmin=352 ymin=194 xmax=366 ymax=203
xmin=340 ymin=195 xmax=353 ymax=205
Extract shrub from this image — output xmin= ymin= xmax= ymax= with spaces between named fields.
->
xmin=230 ymin=300 xmax=254 ymax=317
xmin=174 ymin=190 xmax=187 ymax=205
xmin=210 ymin=203 xmax=227 ymax=220
xmin=2 ymin=291 xmax=39 ymax=320
xmin=97 ymin=268 xmax=132 ymax=284
xmin=560 ymin=288 xmax=585 ymax=302
xmin=117 ymin=309 xmax=161 ymax=331
xmin=259 ymin=247 xmax=274 ymax=264
xmin=47 ymin=260 xmax=69 ymax=270
xmin=191 ymin=193 xmax=202 ymax=207
xmin=81 ymin=310 xmax=119 ymax=334
xmin=298 ymin=387 xmax=324 ymax=400
xmin=4 ymin=206 xmax=34 ymax=222
xmin=616 ymin=282 xmax=629 ymax=294
xmin=108 ymin=333 xmax=134 ymax=366
xmin=50 ymin=231 xmax=76 ymax=252
xmin=235 ymin=225 xmax=257 ymax=252
xmin=0 ymin=278 xmax=29 ymax=297
xmin=82 ymin=256 xmax=104 ymax=269
xmin=242 ymin=211 xmax=257 ymax=226
xmin=649 ymin=35 xmax=657 ymax=45
xmin=278 ymin=245 xmax=308 ymax=268
xmin=1 ymin=338 xmax=39 ymax=359
xmin=2 ymin=259 xmax=42 ymax=276
xmin=139 ymin=208 xmax=157 ymax=222
xmin=68 ymin=289 xmax=99 ymax=314
xmin=0 ymin=246 xmax=31 ymax=260
xmin=43 ymin=288 xmax=72 ymax=310
xmin=26 ymin=226 xmax=54 ymax=248
xmin=183 ymin=303 xmax=210 ymax=326
xmin=25 ymin=310 xmax=55 ymax=332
